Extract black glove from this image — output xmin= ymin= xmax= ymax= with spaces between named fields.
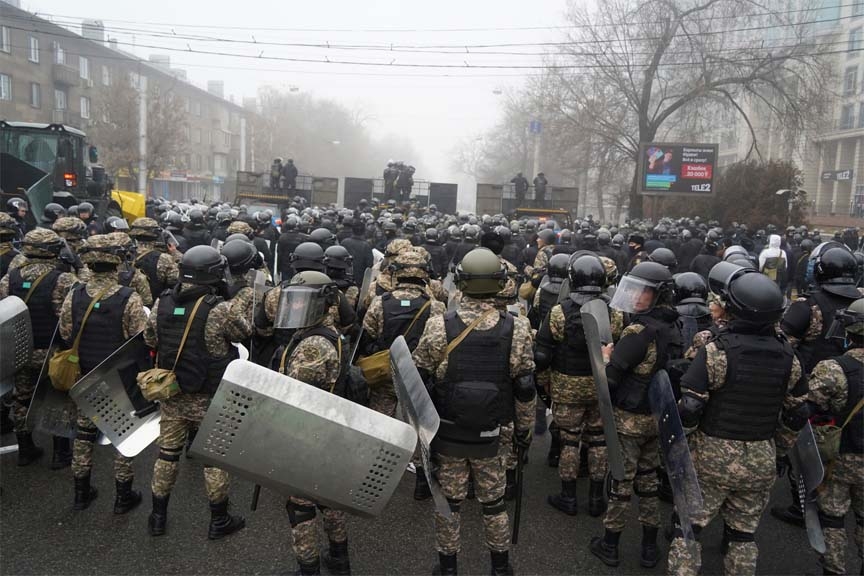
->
xmin=776 ymin=454 xmax=790 ymax=478
xmin=514 ymin=428 xmax=532 ymax=450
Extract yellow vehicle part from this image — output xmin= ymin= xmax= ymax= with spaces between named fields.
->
xmin=111 ymin=190 xmax=146 ymax=222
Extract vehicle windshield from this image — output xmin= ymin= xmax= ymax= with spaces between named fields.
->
xmin=1 ymin=128 xmax=79 ymax=182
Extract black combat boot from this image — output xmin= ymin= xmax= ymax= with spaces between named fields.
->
xmin=770 ymin=504 xmax=804 ymax=528
xmin=589 ymin=529 xmax=621 ymax=567
xmin=323 ymin=539 xmax=351 ymax=575
xmin=490 ymin=550 xmax=514 ymax=576
xmin=15 ymin=431 xmax=43 ymax=466
xmin=414 ymin=467 xmax=432 ymax=501
xmin=148 ymin=494 xmax=170 ymax=536
xmin=547 ymin=479 xmax=578 ymax=515
xmin=504 ymin=469 xmax=517 ymax=501
xmin=73 ymin=474 xmax=98 ymax=510
xmin=547 ymin=427 xmax=560 ymax=468
xmin=588 ymin=479 xmax=607 ymax=517
xmin=51 ymin=436 xmax=73 ymax=470
xmin=296 ymin=558 xmax=321 ymax=575
xmin=207 ymin=497 xmax=246 ymax=540
xmin=640 ymin=525 xmax=660 ymax=568
xmin=113 ymin=479 xmax=142 ymax=515
xmin=534 ymin=404 xmax=547 ymax=436
xmin=432 ymin=552 xmax=457 ymax=575
xmin=0 ymin=402 xmax=13 ymax=434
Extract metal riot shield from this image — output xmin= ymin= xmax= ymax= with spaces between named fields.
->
xmin=389 ymin=336 xmax=451 ymax=518
xmin=447 ymin=289 xmax=460 ymax=313
xmin=442 ymin=272 xmax=455 ymax=295
xmin=189 ymin=360 xmax=417 ymax=517
xmin=789 ymin=421 xmax=826 ymax=553
xmin=580 ymin=299 xmax=625 ymax=481
xmin=26 ymin=327 xmax=77 ymax=438
xmin=556 ymin=277 xmax=571 ymax=304
xmin=372 ymin=248 xmax=384 ymax=268
xmin=211 ymin=238 xmax=224 ymax=251
xmin=68 ymin=332 xmax=160 ymax=457
xmin=0 ymin=296 xmax=32 ymax=397
xmin=358 ymin=268 xmax=373 ymax=312
xmin=649 ymin=369 xmax=703 ymax=543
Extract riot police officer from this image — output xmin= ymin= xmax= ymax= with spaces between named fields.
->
xmin=413 ymin=247 xmax=536 ymax=576
xmin=0 ymin=212 xmax=21 ymax=279
xmin=669 ymin=263 xmax=806 ymax=576
xmin=528 ymin=253 xmax=568 ymax=330
xmin=144 ymin=245 xmax=250 ymax=539
xmin=423 ymin=227 xmax=450 ymax=279
xmin=184 ymin=209 xmax=211 ymax=248
xmin=129 ymin=218 xmax=180 ymax=304
xmin=339 ymin=218 xmax=373 ymax=288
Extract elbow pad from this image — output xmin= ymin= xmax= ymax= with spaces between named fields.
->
xmin=337 ymin=293 xmax=357 ymax=327
xmin=514 ymin=373 xmax=537 ymax=403
xmin=678 ymin=392 xmax=706 ymax=429
xmin=782 ymin=401 xmax=817 ymax=432
xmin=534 ymin=346 xmax=553 ymax=372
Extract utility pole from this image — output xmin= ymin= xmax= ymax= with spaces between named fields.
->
xmin=137 ymin=74 xmax=147 ymax=196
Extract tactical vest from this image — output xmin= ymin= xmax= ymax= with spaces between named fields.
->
xmin=378 ymin=292 xmax=431 ymax=351
xmin=9 ymin=267 xmax=62 ymax=349
xmin=700 ymin=332 xmax=794 ymax=441
xmin=797 ymin=291 xmax=855 ymax=374
xmin=835 ymin=354 xmax=863 ymax=454
xmin=70 ymin=284 xmax=133 ymax=374
xmin=613 ymin=313 xmax=680 ymax=414
xmin=0 ymin=247 xmax=17 ymax=279
xmin=135 ymin=250 xmax=165 ymax=303
xmin=551 ymin=299 xmax=593 ymax=377
xmin=433 ymin=311 xmax=514 ymax=456
xmin=761 ymin=256 xmax=781 ymax=281
xmin=277 ymin=325 xmax=344 ymax=393
xmin=537 ymin=279 xmax=563 ymax=322
xmin=156 ymin=291 xmax=238 ymax=395
xmin=119 ymin=268 xmax=134 ymax=288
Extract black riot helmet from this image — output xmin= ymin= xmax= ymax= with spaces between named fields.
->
xmin=104 ymin=216 xmax=130 ymax=232
xmin=221 ymin=239 xmax=262 ymax=275
xmin=548 ymin=253 xmax=570 ymax=280
xmin=179 ymin=245 xmax=227 ymax=285
xmin=309 ymin=227 xmax=336 ymax=248
xmin=597 ymin=229 xmax=611 ymax=246
xmin=610 ymin=261 xmax=673 ymax=314
xmin=289 ymin=241 xmax=326 ymax=272
xmin=648 ymin=247 xmax=678 ymax=272
xmin=673 ymin=272 xmax=709 ymax=305
xmin=537 ymin=228 xmax=557 ymax=246
xmin=810 ymin=243 xmax=860 ymax=298
xmin=569 ymin=254 xmax=606 ymax=294
xmin=77 ymin=201 xmax=94 ymax=218
xmin=425 ymin=227 xmax=440 ymax=243
xmin=188 ymin=209 xmax=205 ymax=226
xmin=42 ymin=202 xmax=67 ymax=224
xmin=495 ymin=225 xmax=512 ymax=243
xmin=709 ymin=262 xmax=785 ymax=325
xmin=323 ymin=244 xmax=353 ymax=271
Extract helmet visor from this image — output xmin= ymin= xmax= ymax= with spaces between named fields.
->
xmin=274 ymin=286 xmax=328 ymax=329
xmin=609 ymin=275 xmax=659 ymax=314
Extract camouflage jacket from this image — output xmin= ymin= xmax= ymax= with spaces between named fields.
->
xmin=363 ymin=284 xmax=446 ymax=341
xmin=59 ymin=271 xmax=148 ymax=344
xmin=807 ymin=347 xmax=864 ymax=417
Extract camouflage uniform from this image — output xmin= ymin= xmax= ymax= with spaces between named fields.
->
xmin=278 ymin=312 xmax=349 ymax=570
xmin=667 ymin=340 xmax=805 ymax=576
xmin=806 ymin=347 xmax=864 ymax=575
xmin=0 ymin=232 xmax=78 ymax=433
xmin=226 ymin=221 xmax=253 ymax=237
xmin=58 ymin=258 xmax=147 ymax=483
xmin=144 ymin=283 xmax=252 ymax=503
xmin=362 ymin=239 xmax=413 ymax=309
xmin=413 ymin=295 xmax=536 ymax=557
xmin=531 ymin=244 xmax=555 ymax=274
xmin=545 ymin=304 xmax=624 ymax=484
xmin=136 ymin=243 xmax=180 ymax=289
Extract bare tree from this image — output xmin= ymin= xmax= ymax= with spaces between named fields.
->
xmin=551 ymin=0 xmax=833 ymax=217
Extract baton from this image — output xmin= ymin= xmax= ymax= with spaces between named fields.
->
xmin=251 ymin=484 xmax=261 ymax=511
xmin=512 ymin=445 xmax=526 ymax=545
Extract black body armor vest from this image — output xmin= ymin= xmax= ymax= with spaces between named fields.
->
xmin=797 ymin=291 xmax=857 ymax=374
xmin=70 ymin=284 xmax=133 ymax=374
xmin=135 ymin=250 xmax=166 ymax=303
xmin=9 ymin=266 xmax=62 ymax=349
xmin=551 ymin=299 xmax=593 ymax=377
xmin=835 ymin=354 xmax=864 ymax=454
xmin=377 ymin=292 xmax=431 ymax=352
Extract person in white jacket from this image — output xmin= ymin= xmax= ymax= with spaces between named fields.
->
xmin=758 ymin=234 xmax=788 ymax=287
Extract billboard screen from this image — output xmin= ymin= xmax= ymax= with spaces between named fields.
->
xmin=638 ymin=143 xmax=718 ymax=196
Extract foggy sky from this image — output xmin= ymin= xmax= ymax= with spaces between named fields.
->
xmin=22 ymin=0 xmax=569 ymax=207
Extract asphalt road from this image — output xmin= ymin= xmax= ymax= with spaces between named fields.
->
xmin=0 ymin=425 xmax=858 ymax=576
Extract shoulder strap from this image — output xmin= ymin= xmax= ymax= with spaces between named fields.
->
xmin=23 ymin=269 xmax=53 ymax=304
xmin=402 ymin=299 xmax=432 ymax=339
xmin=70 ymin=287 xmax=111 ymax=352
xmin=842 ymin=397 xmax=864 ymax=429
xmin=171 ymin=295 xmax=207 ymax=371
xmin=445 ymin=309 xmax=498 ymax=356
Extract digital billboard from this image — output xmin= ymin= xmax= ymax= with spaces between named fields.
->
xmin=638 ymin=143 xmax=718 ymax=196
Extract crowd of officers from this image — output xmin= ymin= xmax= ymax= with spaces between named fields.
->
xmin=1 ymin=193 xmax=863 ymax=576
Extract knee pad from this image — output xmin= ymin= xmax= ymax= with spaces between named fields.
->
xmin=481 ymin=497 xmax=506 ymax=517
xmin=608 ymin=479 xmax=632 ymax=502
xmin=585 ymin=428 xmax=605 ymax=448
xmin=634 ymin=467 xmax=659 ymax=497
xmin=446 ymin=498 xmax=462 ymax=514
xmin=286 ymin=501 xmax=317 ymax=526
xmin=819 ymin=511 xmax=846 ymax=530
xmin=672 ymin=522 xmax=703 ymax=541
xmin=725 ymin=527 xmax=755 ymax=543
xmin=76 ymin=428 xmax=99 ymax=443
xmin=157 ymin=448 xmax=182 ymax=463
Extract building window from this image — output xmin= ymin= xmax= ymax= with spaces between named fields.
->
xmin=183 ymin=126 xmax=190 ymax=142
xmin=183 ymin=97 xmax=190 ymax=113
xmin=855 ymin=1 xmax=864 ymax=17
xmin=192 ymin=128 xmax=201 ymax=144
xmin=845 ymin=67 xmax=858 ymax=95
xmin=30 ymin=83 xmax=41 ymax=108
xmin=29 ymin=37 xmax=39 ymax=63
xmin=192 ymin=101 xmax=201 ymax=116
xmin=0 ymin=74 xmax=11 ymax=101
xmin=55 ymin=89 xmax=67 ymax=110
xmin=841 ymin=103 xmax=855 ymax=129
xmin=1 ymin=26 xmax=10 ymax=53
xmin=80 ymin=96 xmax=90 ymax=119
xmin=223 ymin=131 xmax=231 ymax=146
xmin=54 ymin=42 xmax=65 ymax=64
xmin=79 ymin=57 xmax=89 ymax=80
xmin=858 ymin=102 xmax=864 ymax=127
xmin=102 ymin=65 xmax=111 ymax=86
xmin=850 ymin=28 xmax=863 ymax=57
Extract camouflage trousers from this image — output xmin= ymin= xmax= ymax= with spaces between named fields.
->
xmin=369 ymin=386 xmax=397 ymax=418
xmin=603 ymin=431 xmax=660 ymax=532
xmin=151 ymin=393 xmax=229 ymax=503
xmin=286 ymin=496 xmax=347 ymax=564
xmin=498 ymin=423 xmax=516 ymax=472
xmin=817 ymin=452 xmax=864 ymax=575
xmin=12 ymin=349 xmax=48 ymax=433
xmin=553 ymin=402 xmax=606 ymax=482
xmin=72 ymin=411 xmax=133 ymax=481
xmin=433 ymin=453 xmax=509 ymax=555
xmin=667 ymin=480 xmax=771 ymax=576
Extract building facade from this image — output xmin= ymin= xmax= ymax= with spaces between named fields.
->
xmin=0 ymin=1 xmax=250 ymax=202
